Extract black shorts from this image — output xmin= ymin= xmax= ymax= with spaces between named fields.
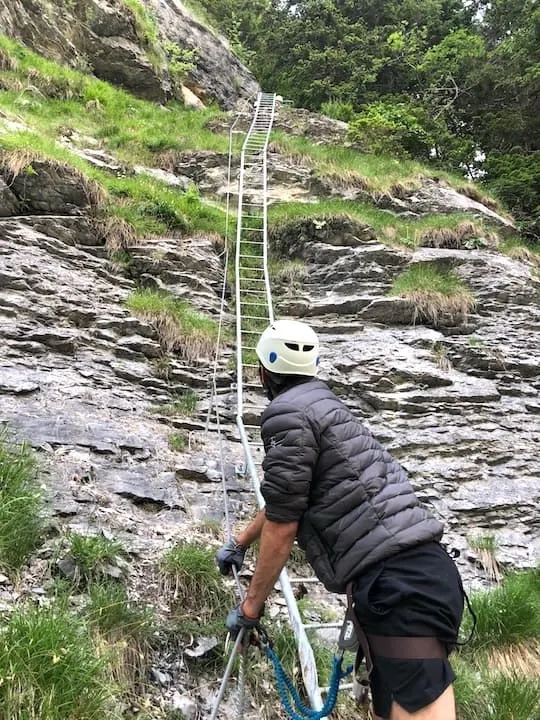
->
xmin=352 ymin=542 xmax=464 ymax=719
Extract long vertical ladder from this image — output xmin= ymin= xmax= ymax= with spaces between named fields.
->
xmin=233 ymin=92 xmax=328 ymax=715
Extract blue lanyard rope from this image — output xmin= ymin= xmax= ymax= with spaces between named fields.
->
xmin=264 ymin=645 xmax=353 ymax=720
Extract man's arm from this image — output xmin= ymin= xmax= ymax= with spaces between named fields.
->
xmin=241 ymin=517 xmax=298 ymax=618
xmin=236 ymin=509 xmax=266 ymax=547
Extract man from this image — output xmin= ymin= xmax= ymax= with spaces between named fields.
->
xmin=217 ymin=320 xmax=464 ymax=720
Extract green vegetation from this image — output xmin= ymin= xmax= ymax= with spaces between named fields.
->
xmin=168 ymin=433 xmax=187 ymax=452
xmin=271 ymin=131 xmax=425 ymax=192
xmin=454 ymin=569 xmax=540 ymax=720
xmin=0 ymin=432 xmax=44 ymax=574
xmin=463 ymin=570 xmax=539 ymax=651
xmin=500 ymin=237 xmax=540 ymax=267
xmin=269 ymin=201 xmax=493 ymax=250
xmin=126 ymin=288 xmax=219 ymax=360
xmin=151 ymin=390 xmax=199 ymax=417
xmin=0 ymin=603 xmax=116 ymax=719
xmin=161 ymin=540 xmax=233 ymax=623
xmin=390 ymin=263 xmax=476 ymax=325
xmin=195 ymin=0 xmax=539 ymax=235
xmin=121 ymin=0 xmax=159 ymax=51
xmin=67 ymin=533 xmax=125 ymax=585
xmin=0 ymin=34 xmax=228 ymax=161
xmin=160 ymin=541 xmax=233 ymax=670
xmin=454 ymin=659 xmax=540 ymax=720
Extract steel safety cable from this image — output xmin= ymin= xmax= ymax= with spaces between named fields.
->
xmin=205 ymin=93 xmax=256 ymax=436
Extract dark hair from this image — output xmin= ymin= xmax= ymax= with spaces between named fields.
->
xmin=263 ymin=368 xmax=312 ymax=399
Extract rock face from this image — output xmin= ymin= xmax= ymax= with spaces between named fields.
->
xmin=270 ymin=217 xmax=540 ymax=577
xmin=0 ymin=0 xmax=258 ymax=107
xmin=152 ymin=0 xmax=259 ymax=108
xmin=0 ymin=160 xmax=239 ymax=550
xmin=170 ymin=145 xmax=513 ymax=227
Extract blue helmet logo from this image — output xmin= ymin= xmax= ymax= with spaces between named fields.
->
xmin=269 ymin=351 xmax=277 ymax=363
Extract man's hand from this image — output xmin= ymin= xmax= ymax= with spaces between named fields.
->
xmin=226 ymin=602 xmax=263 ymax=640
xmin=216 ymin=538 xmax=247 ymax=576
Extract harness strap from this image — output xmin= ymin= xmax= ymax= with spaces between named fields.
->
xmin=367 ymin=634 xmax=447 ymax=659
xmin=346 ymin=582 xmax=373 ymax=673
xmin=344 ymin=580 xmax=448 ymax=707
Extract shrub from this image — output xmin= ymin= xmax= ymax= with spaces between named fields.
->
xmin=0 ymin=431 xmax=44 ymax=573
xmin=320 ymin=101 xmax=356 ymax=123
xmin=348 ymin=101 xmax=433 ymax=159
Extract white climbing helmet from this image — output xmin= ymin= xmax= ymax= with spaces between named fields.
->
xmin=256 ymin=320 xmax=320 ymax=376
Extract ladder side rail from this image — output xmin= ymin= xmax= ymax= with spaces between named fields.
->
xmin=261 ymin=94 xmax=276 ymax=323
xmin=236 ymin=415 xmax=326 ymax=714
xmin=234 ymin=91 xmax=327 ymax=717
xmin=235 ymin=143 xmax=249 ymax=416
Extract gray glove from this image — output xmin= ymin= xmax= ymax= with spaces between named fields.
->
xmin=216 ymin=538 xmax=247 ymax=576
xmin=226 ymin=603 xmax=263 ymax=640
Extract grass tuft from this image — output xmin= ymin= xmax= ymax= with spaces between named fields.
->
xmin=151 ymin=390 xmax=199 ymax=417
xmin=94 ymin=215 xmax=138 ymax=251
xmin=160 ymin=540 xmax=234 ymax=624
xmin=390 ymin=263 xmax=476 ymax=326
xmin=67 ymin=533 xmax=125 ymax=586
xmin=0 ymin=602 xmax=116 ymax=719
xmin=419 ymin=221 xmax=498 ymax=250
xmin=0 ymin=431 xmax=44 ymax=574
xmin=500 ymin=237 xmax=540 ymax=267
xmin=463 ymin=569 xmax=539 ymax=651
xmin=126 ymin=288 xmax=218 ymax=361
xmin=468 ymin=535 xmax=501 ymax=582
xmin=85 ymin=581 xmax=154 ymax=695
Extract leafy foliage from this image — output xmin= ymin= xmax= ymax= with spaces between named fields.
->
xmin=193 ymin=0 xmax=539 ymax=232
xmin=348 ymin=101 xmax=433 ymax=158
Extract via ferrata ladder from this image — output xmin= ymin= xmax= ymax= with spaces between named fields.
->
xmin=232 ymin=92 xmax=349 ymax=716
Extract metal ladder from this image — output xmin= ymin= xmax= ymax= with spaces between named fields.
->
xmin=232 ymin=92 xmax=332 ymax=715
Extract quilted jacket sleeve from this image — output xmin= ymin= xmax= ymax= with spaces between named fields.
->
xmin=260 ymin=401 xmax=319 ymax=523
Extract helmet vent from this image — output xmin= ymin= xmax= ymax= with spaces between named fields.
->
xmin=303 ymin=345 xmax=314 ymax=351
xmin=284 ymin=342 xmax=300 ymax=351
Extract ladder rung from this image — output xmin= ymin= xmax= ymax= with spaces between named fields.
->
xmin=321 ymin=683 xmax=354 ymax=694
xmin=243 ymin=363 xmax=259 ymax=368
xmin=242 ymin=329 xmax=263 ymax=334
xmin=241 ymin=314 xmax=268 ymax=321
xmin=239 ymin=301 xmax=268 ymax=307
xmin=240 ymin=289 xmax=267 ymax=295
xmin=303 ymin=622 xmax=343 ymax=630
xmin=241 ymin=228 xmax=265 ymax=232
xmin=288 ymin=577 xmax=320 ymax=584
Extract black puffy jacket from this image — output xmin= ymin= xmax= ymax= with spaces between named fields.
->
xmin=260 ymin=378 xmax=443 ymax=593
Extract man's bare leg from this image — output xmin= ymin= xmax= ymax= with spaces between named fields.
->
xmin=389 ymin=684 xmax=456 ymax=720
xmin=373 ymin=685 xmax=456 ymax=720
